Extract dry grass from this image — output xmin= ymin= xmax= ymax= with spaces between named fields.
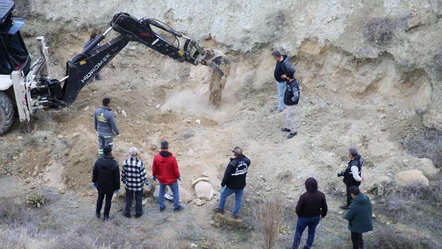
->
xmin=255 ymin=195 xmax=284 ymax=249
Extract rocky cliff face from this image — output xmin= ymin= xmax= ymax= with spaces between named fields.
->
xmin=18 ymin=0 xmax=442 ymax=130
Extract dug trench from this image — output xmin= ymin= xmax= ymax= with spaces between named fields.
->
xmin=1 ymin=30 xmax=442 ymax=248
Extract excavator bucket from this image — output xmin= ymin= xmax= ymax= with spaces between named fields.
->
xmin=200 ymin=49 xmax=231 ymax=106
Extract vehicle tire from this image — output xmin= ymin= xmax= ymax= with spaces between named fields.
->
xmin=0 ymin=92 xmax=15 ymax=135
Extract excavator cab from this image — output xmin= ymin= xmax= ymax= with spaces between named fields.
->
xmin=0 ymin=0 xmax=30 ymax=75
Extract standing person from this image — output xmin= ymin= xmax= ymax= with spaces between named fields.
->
xmin=344 ymin=186 xmax=373 ymax=249
xmin=121 ymin=147 xmax=150 ymax=218
xmin=152 ymin=141 xmax=183 ymax=212
xmin=272 ymin=50 xmax=296 ymax=113
xmin=287 ymin=177 xmax=328 ymax=249
xmin=340 ymin=148 xmax=363 ymax=210
xmin=92 ymin=146 xmax=120 ymax=220
xmin=94 ymin=97 xmax=120 ymax=156
xmin=214 ymin=147 xmax=251 ymax=219
xmin=280 ymin=72 xmax=300 ymax=139
xmin=84 ymin=32 xmax=102 ymax=80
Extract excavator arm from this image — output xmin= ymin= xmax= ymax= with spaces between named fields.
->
xmin=57 ymin=12 xmax=225 ymax=105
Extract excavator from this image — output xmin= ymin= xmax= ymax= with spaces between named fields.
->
xmin=0 ymin=0 xmax=230 ymax=135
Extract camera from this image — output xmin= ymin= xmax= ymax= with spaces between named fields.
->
xmin=337 ymin=170 xmax=345 ymax=177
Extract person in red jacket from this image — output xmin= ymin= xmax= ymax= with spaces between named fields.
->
xmin=152 ymin=141 xmax=183 ymax=212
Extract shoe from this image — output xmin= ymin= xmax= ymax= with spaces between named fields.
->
xmin=340 ymin=204 xmax=348 ymax=210
xmin=159 ymin=206 xmax=165 ymax=212
xmin=95 ymin=75 xmax=102 ymax=81
xmin=174 ymin=206 xmax=184 ymax=213
xmin=134 ymin=213 xmax=143 ymax=218
xmin=103 ymin=215 xmax=114 ymax=221
xmin=214 ymin=208 xmax=225 ymax=214
xmin=122 ymin=212 xmax=132 ymax=218
xmin=281 ymin=128 xmax=291 ymax=132
xmin=287 ymin=132 xmax=298 ymax=139
xmin=95 ymin=212 xmax=101 ymax=219
xmin=275 ymin=109 xmax=283 ymax=113
xmin=233 ymin=214 xmax=240 ymax=220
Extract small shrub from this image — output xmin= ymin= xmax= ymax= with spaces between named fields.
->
xmin=26 ymin=193 xmax=46 ymax=208
xmin=255 ymin=195 xmax=284 ymax=249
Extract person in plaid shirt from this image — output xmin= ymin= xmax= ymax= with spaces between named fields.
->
xmin=121 ymin=147 xmax=150 ymax=218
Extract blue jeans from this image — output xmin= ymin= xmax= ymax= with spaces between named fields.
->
xmin=291 ymin=216 xmax=321 ymax=249
xmin=276 ymin=81 xmax=287 ymax=111
xmin=218 ymin=187 xmax=244 ymax=216
xmin=158 ymin=181 xmax=180 ymax=210
xmin=124 ymin=188 xmax=143 ymax=215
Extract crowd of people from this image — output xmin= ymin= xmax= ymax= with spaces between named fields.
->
xmin=90 ymin=47 xmax=373 ymax=249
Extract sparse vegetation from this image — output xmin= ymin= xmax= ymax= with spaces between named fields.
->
xmin=403 ymin=129 xmax=442 ymax=168
xmin=255 ymin=195 xmax=284 ymax=249
xmin=26 ymin=193 xmax=46 ymax=208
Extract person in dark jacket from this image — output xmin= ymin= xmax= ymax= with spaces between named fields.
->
xmin=344 ymin=186 xmax=373 ymax=249
xmin=281 ymin=71 xmax=300 ymax=139
xmin=214 ymin=147 xmax=251 ymax=219
xmin=83 ymin=32 xmax=102 ymax=80
xmin=273 ymin=50 xmax=296 ymax=113
xmin=94 ymin=97 xmax=120 ymax=156
xmin=287 ymin=177 xmax=328 ymax=249
xmin=92 ymin=146 xmax=120 ymax=220
xmin=341 ymin=148 xmax=363 ymax=210
xmin=152 ymin=141 xmax=183 ymax=212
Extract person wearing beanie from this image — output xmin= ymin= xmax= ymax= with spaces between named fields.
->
xmin=340 ymin=147 xmax=364 ymax=210
xmin=152 ymin=141 xmax=183 ymax=212
xmin=94 ymin=97 xmax=120 ymax=156
xmin=272 ymin=50 xmax=296 ymax=113
xmin=121 ymin=147 xmax=150 ymax=218
xmin=344 ymin=186 xmax=373 ymax=249
xmin=92 ymin=146 xmax=120 ymax=220
xmin=287 ymin=177 xmax=328 ymax=249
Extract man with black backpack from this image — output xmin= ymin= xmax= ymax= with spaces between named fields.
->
xmin=339 ymin=147 xmax=363 ymax=210
xmin=280 ymin=72 xmax=300 ymax=139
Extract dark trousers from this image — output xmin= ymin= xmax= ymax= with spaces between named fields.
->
xmin=351 ymin=232 xmax=364 ymax=249
xmin=124 ymin=188 xmax=143 ymax=215
xmin=346 ymin=185 xmax=352 ymax=206
xmin=291 ymin=216 xmax=321 ymax=249
xmin=96 ymin=190 xmax=113 ymax=218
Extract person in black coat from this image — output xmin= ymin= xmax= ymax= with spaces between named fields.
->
xmin=287 ymin=177 xmax=328 ymax=249
xmin=92 ymin=146 xmax=120 ymax=220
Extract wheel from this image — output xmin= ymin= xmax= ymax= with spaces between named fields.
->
xmin=0 ymin=92 xmax=15 ymax=135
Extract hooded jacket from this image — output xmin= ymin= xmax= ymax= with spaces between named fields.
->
xmin=274 ymin=55 xmax=296 ymax=82
xmin=92 ymin=156 xmax=120 ymax=193
xmin=152 ymin=150 xmax=180 ymax=185
xmin=94 ymin=106 xmax=120 ymax=137
xmin=295 ymin=178 xmax=328 ymax=218
xmin=221 ymin=154 xmax=251 ymax=190
xmin=344 ymin=193 xmax=373 ymax=233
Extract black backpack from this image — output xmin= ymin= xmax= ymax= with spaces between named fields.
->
xmin=283 ymin=79 xmax=300 ymax=106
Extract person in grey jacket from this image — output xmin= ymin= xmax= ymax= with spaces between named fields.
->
xmin=272 ymin=50 xmax=296 ymax=113
xmin=94 ymin=97 xmax=120 ymax=155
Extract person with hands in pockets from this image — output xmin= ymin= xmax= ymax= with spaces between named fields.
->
xmin=152 ymin=141 xmax=183 ymax=213
xmin=121 ymin=146 xmax=150 ymax=219
xmin=92 ymin=146 xmax=120 ymax=221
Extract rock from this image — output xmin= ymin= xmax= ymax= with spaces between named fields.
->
xmin=150 ymin=144 xmax=157 ymax=151
xmin=156 ymin=104 xmax=161 ymax=109
xmin=59 ymin=189 xmax=66 ymax=194
xmin=121 ymin=110 xmax=128 ymax=117
xmin=202 ymin=171 xmax=210 ymax=177
xmin=17 ymin=136 xmax=23 ymax=140
xmin=192 ymin=177 xmax=210 ymax=188
xmin=193 ymin=198 xmax=206 ymax=206
xmin=415 ymin=158 xmax=440 ymax=177
xmin=194 ymin=182 xmax=214 ymax=201
xmin=184 ymin=118 xmax=192 ymax=123
xmin=83 ymin=106 xmax=90 ymax=111
xmin=423 ymin=110 xmax=442 ymax=131
xmin=213 ymin=211 xmax=248 ymax=229
xmin=196 ymin=119 xmax=201 ymax=124
xmin=395 ymin=170 xmax=429 ymax=186
xmin=190 ymin=243 xmax=198 ymax=248
xmin=372 ymin=213 xmax=377 ymax=219
xmin=187 ymin=148 xmax=196 ymax=157
xmin=57 ymin=135 xmax=64 ymax=139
